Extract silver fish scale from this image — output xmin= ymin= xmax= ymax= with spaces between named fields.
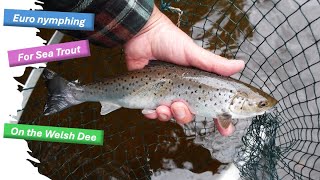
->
xmin=71 ymin=62 xmax=246 ymax=118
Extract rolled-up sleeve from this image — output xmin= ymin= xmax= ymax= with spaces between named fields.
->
xmin=39 ymin=0 xmax=154 ymax=47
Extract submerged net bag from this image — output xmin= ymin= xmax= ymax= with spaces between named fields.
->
xmin=18 ymin=0 xmax=319 ymax=179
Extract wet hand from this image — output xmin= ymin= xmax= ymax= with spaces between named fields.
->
xmin=123 ymin=6 xmax=245 ymax=126
xmin=142 ymin=102 xmax=193 ymax=124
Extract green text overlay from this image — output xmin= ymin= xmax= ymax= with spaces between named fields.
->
xmin=3 ymin=123 xmax=103 ymax=145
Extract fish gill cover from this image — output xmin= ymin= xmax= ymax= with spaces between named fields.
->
xmin=18 ymin=0 xmax=320 ymax=179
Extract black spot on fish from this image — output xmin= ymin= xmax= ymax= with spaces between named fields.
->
xmin=225 ymin=99 xmax=227 ymax=102
xmin=219 ymin=92 xmax=221 ymax=96
xmin=178 ymin=85 xmax=180 ymax=88
xmin=149 ymin=77 xmax=152 ymax=80
xmin=198 ymin=97 xmax=201 ymax=100
xmin=210 ymin=98 xmax=213 ymax=101
xmin=214 ymin=103 xmax=217 ymax=105
xmin=205 ymin=104 xmax=208 ymax=107
xmin=230 ymin=90 xmax=233 ymax=93
xmin=199 ymin=85 xmax=202 ymax=88
xmin=188 ymin=87 xmax=190 ymax=90
xmin=126 ymin=87 xmax=129 ymax=90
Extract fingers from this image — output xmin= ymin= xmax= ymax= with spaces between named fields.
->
xmin=142 ymin=109 xmax=157 ymax=119
xmin=185 ymin=43 xmax=245 ymax=76
xmin=142 ymin=102 xmax=193 ymax=124
xmin=156 ymin=106 xmax=172 ymax=121
xmin=171 ymin=102 xmax=193 ymax=124
xmin=153 ymin=19 xmax=245 ymax=76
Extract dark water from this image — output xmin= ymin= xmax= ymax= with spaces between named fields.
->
xmin=19 ymin=0 xmax=320 ymax=179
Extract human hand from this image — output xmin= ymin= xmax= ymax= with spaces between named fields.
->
xmin=123 ymin=6 xmax=244 ymax=127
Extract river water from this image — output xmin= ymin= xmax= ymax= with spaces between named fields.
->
xmin=19 ymin=0 xmax=320 ymax=179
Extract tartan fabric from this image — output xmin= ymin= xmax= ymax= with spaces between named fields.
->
xmin=40 ymin=0 xmax=154 ymax=47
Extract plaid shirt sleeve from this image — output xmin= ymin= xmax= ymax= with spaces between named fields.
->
xmin=40 ymin=0 xmax=154 ymax=47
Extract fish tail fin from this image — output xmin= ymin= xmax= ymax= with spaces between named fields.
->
xmin=42 ymin=69 xmax=82 ymax=115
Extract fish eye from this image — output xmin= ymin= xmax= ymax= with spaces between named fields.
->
xmin=258 ymin=101 xmax=268 ymax=108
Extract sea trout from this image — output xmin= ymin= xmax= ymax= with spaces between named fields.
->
xmin=43 ymin=61 xmax=277 ymax=136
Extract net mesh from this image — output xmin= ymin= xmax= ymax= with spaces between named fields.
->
xmin=18 ymin=0 xmax=320 ymax=179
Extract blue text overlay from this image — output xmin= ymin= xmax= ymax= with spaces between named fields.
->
xmin=3 ymin=9 xmax=94 ymax=31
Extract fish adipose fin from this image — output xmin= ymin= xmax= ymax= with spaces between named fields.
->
xmin=100 ymin=102 xmax=121 ymax=115
xmin=215 ymin=113 xmax=235 ymax=136
xmin=43 ymin=69 xmax=82 ymax=115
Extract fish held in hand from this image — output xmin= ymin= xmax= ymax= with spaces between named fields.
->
xmin=42 ymin=62 xmax=277 ymax=136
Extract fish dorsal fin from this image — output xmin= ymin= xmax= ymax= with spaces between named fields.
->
xmin=100 ymin=102 xmax=121 ymax=115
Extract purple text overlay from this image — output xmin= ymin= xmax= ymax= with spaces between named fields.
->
xmin=8 ymin=40 xmax=90 ymax=67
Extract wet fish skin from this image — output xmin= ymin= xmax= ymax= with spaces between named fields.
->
xmin=43 ymin=62 xmax=277 ymax=121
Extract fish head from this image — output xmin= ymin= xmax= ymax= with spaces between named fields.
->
xmin=228 ymin=89 xmax=278 ymax=118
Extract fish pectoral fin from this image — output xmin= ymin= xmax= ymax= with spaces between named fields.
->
xmin=217 ymin=113 xmax=233 ymax=129
xmin=100 ymin=102 xmax=121 ymax=115
xmin=215 ymin=113 xmax=235 ymax=137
